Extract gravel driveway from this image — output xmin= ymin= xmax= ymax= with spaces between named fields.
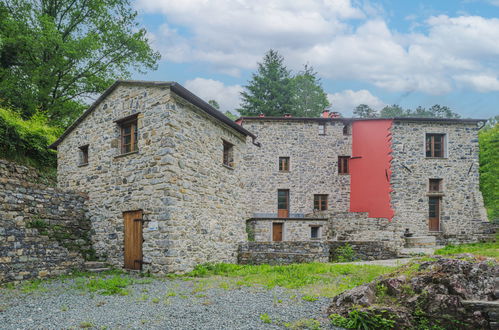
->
xmin=0 ymin=276 xmax=333 ymax=329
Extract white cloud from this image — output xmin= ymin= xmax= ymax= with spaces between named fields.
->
xmin=137 ymin=1 xmax=499 ymax=95
xmin=184 ymin=78 xmax=243 ymax=113
xmin=327 ymin=90 xmax=386 ymax=116
xmin=454 ymin=74 xmax=499 ymax=92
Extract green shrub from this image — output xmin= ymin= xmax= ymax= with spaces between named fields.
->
xmin=334 ymin=243 xmax=357 ymax=262
xmin=260 ymin=313 xmax=272 ymax=324
xmin=330 ymin=309 xmax=396 ymax=329
xmin=0 ymin=107 xmax=60 ymax=171
xmin=479 ymin=123 xmax=499 ymax=221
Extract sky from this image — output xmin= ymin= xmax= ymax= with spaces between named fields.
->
xmin=132 ymin=0 xmax=499 ymax=118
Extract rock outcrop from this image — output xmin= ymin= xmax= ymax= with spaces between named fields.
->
xmin=328 ymin=255 xmax=498 ymax=329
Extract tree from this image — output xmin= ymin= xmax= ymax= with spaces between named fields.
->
xmin=208 ymin=99 xmax=220 ymax=110
xmin=353 ymin=104 xmax=377 ymax=118
xmin=239 ymin=50 xmax=294 ymax=116
xmin=291 ymin=65 xmax=330 ymax=117
xmin=0 ymin=0 xmax=160 ymax=127
xmin=379 ymin=104 xmax=407 ymax=117
xmin=479 ymin=119 xmax=499 ymax=220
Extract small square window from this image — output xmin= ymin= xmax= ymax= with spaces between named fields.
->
xmin=119 ymin=120 xmax=138 ymax=154
xmin=311 ymin=226 xmax=320 ymax=239
xmin=314 ymin=194 xmax=328 ymax=211
xmin=429 ymin=179 xmax=442 ymax=192
xmin=318 ymin=123 xmax=326 ymax=135
xmin=79 ymin=145 xmax=89 ymax=165
xmin=338 ymin=156 xmax=350 ymax=174
xmin=343 ymin=124 xmax=351 ymax=135
xmin=279 ymin=157 xmax=290 ymax=172
xmin=426 ymin=134 xmax=445 ymax=158
xmin=223 ymin=140 xmax=234 ymax=167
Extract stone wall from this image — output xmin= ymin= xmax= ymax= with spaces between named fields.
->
xmin=390 ymin=120 xmax=488 ymax=242
xmin=0 ymin=160 xmax=89 ymax=283
xmin=247 ymin=218 xmax=330 ymax=241
xmin=329 ymin=241 xmax=399 ymax=261
xmin=241 ymin=118 xmax=351 ymax=217
xmin=238 ymin=241 xmax=329 ymax=265
xmin=56 ymin=84 xmax=250 ymax=273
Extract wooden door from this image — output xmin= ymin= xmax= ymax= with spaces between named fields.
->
xmin=123 ymin=210 xmax=143 ymax=270
xmin=272 ymin=223 xmax=283 ymax=241
xmin=278 ymin=190 xmax=289 ymax=218
xmin=428 ymin=197 xmax=440 ymax=231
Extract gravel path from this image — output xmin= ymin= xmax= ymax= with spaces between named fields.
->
xmin=0 ymin=276 xmax=334 ymax=329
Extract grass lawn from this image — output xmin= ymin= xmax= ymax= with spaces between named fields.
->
xmin=434 ymin=239 xmax=498 ymax=259
xmin=183 ymin=262 xmax=396 ymax=298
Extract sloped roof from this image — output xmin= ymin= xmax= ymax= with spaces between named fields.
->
xmin=49 ymin=80 xmax=255 ymax=149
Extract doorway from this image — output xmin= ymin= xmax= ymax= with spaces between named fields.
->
xmin=428 ymin=197 xmax=441 ymax=231
xmin=123 ymin=210 xmax=143 ymax=270
xmin=272 ymin=223 xmax=283 ymax=241
xmin=278 ymin=189 xmax=289 ymax=218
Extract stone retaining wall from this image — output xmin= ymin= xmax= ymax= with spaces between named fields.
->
xmin=238 ymin=241 xmax=329 ymax=265
xmin=329 ymin=241 xmax=399 ymax=261
xmin=0 ymin=160 xmax=90 ymax=283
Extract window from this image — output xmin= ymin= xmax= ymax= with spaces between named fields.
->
xmin=318 ymin=123 xmax=326 ymax=135
xmin=223 ymin=140 xmax=234 ymax=167
xmin=429 ymin=179 xmax=442 ymax=192
xmin=311 ymin=226 xmax=321 ymax=239
xmin=278 ymin=190 xmax=290 ymax=218
xmin=426 ymin=134 xmax=445 ymax=158
xmin=338 ymin=156 xmax=350 ymax=174
xmin=279 ymin=157 xmax=290 ymax=172
xmin=79 ymin=145 xmax=89 ymax=165
xmin=120 ymin=119 xmax=138 ymax=154
xmin=314 ymin=194 xmax=328 ymax=211
xmin=343 ymin=124 xmax=351 ymax=135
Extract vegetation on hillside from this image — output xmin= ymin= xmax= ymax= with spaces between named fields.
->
xmin=435 ymin=239 xmax=499 ymax=258
xmin=0 ymin=0 xmax=159 ymax=128
xmin=0 ymin=107 xmax=59 ymax=170
xmin=353 ymin=103 xmax=461 ymax=118
xmin=479 ymin=119 xmax=499 ymax=220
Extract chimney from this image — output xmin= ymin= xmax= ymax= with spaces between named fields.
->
xmin=329 ymin=111 xmax=341 ymax=118
xmin=284 ymin=113 xmax=292 ymax=118
xmin=258 ymin=113 xmax=265 ymax=118
xmin=322 ymin=109 xmax=329 ymax=118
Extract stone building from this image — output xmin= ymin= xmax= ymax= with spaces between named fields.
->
xmin=51 ymin=80 xmax=490 ymax=272
xmin=239 ymin=114 xmax=489 ymax=250
xmin=50 ymin=80 xmax=255 ymax=273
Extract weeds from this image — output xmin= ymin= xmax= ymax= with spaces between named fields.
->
xmin=330 ymin=309 xmax=396 ymax=330
xmin=260 ymin=313 xmax=272 ymax=324
xmin=435 ymin=241 xmax=499 ymax=259
xmin=284 ymin=318 xmax=321 ymax=330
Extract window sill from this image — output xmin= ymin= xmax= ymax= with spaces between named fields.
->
xmin=279 ymin=170 xmax=290 ymax=173
xmin=115 ymin=151 xmax=139 ymax=159
xmin=427 ymin=192 xmax=445 ymax=196
xmin=425 ymin=157 xmax=447 ymax=160
xmin=338 ymin=173 xmax=350 ymax=175
xmin=77 ymin=163 xmax=89 ymax=167
xmin=318 ymin=134 xmax=327 ymax=136
xmin=222 ymin=164 xmax=235 ymax=170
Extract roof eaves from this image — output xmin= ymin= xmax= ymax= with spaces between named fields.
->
xmin=49 ymin=80 xmax=254 ymax=149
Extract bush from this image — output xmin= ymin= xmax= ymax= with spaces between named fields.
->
xmin=330 ymin=309 xmax=396 ymax=330
xmin=479 ymin=123 xmax=499 ymax=221
xmin=333 ymin=243 xmax=357 ymax=262
xmin=0 ymin=107 xmax=60 ymax=170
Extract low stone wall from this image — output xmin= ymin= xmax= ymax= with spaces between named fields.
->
xmin=329 ymin=241 xmax=399 ymax=261
xmin=247 ymin=218 xmax=329 ymax=242
xmin=238 ymin=241 xmax=329 ymax=265
xmin=0 ymin=160 xmax=90 ymax=283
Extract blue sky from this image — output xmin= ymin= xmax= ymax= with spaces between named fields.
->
xmin=132 ymin=0 xmax=499 ymax=118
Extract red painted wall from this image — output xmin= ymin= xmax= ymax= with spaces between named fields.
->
xmin=350 ymin=120 xmax=394 ymax=220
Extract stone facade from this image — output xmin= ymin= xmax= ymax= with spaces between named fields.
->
xmin=55 ymin=82 xmax=250 ymax=273
xmin=0 ymin=160 xmax=89 ymax=283
xmin=241 ymin=118 xmax=351 ymax=217
xmin=390 ymin=120 xmax=488 ymax=240
xmin=238 ymin=241 xmax=329 ymax=265
xmin=240 ymin=117 xmax=489 ymax=250
xmin=247 ymin=218 xmax=329 ymax=242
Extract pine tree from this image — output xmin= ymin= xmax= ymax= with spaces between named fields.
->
xmin=291 ymin=65 xmax=330 ymax=117
xmin=239 ymin=50 xmax=294 ymax=116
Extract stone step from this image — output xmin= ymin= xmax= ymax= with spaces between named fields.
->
xmin=87 ymin=268 xmax=111 ymax=273
xmin=84 ymin=261 xmax=108 ymax=268
xmin=398 ymin=247 xmax=440 ymax=257
xmin=404 ymin=236 xmax=437 ymax=248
